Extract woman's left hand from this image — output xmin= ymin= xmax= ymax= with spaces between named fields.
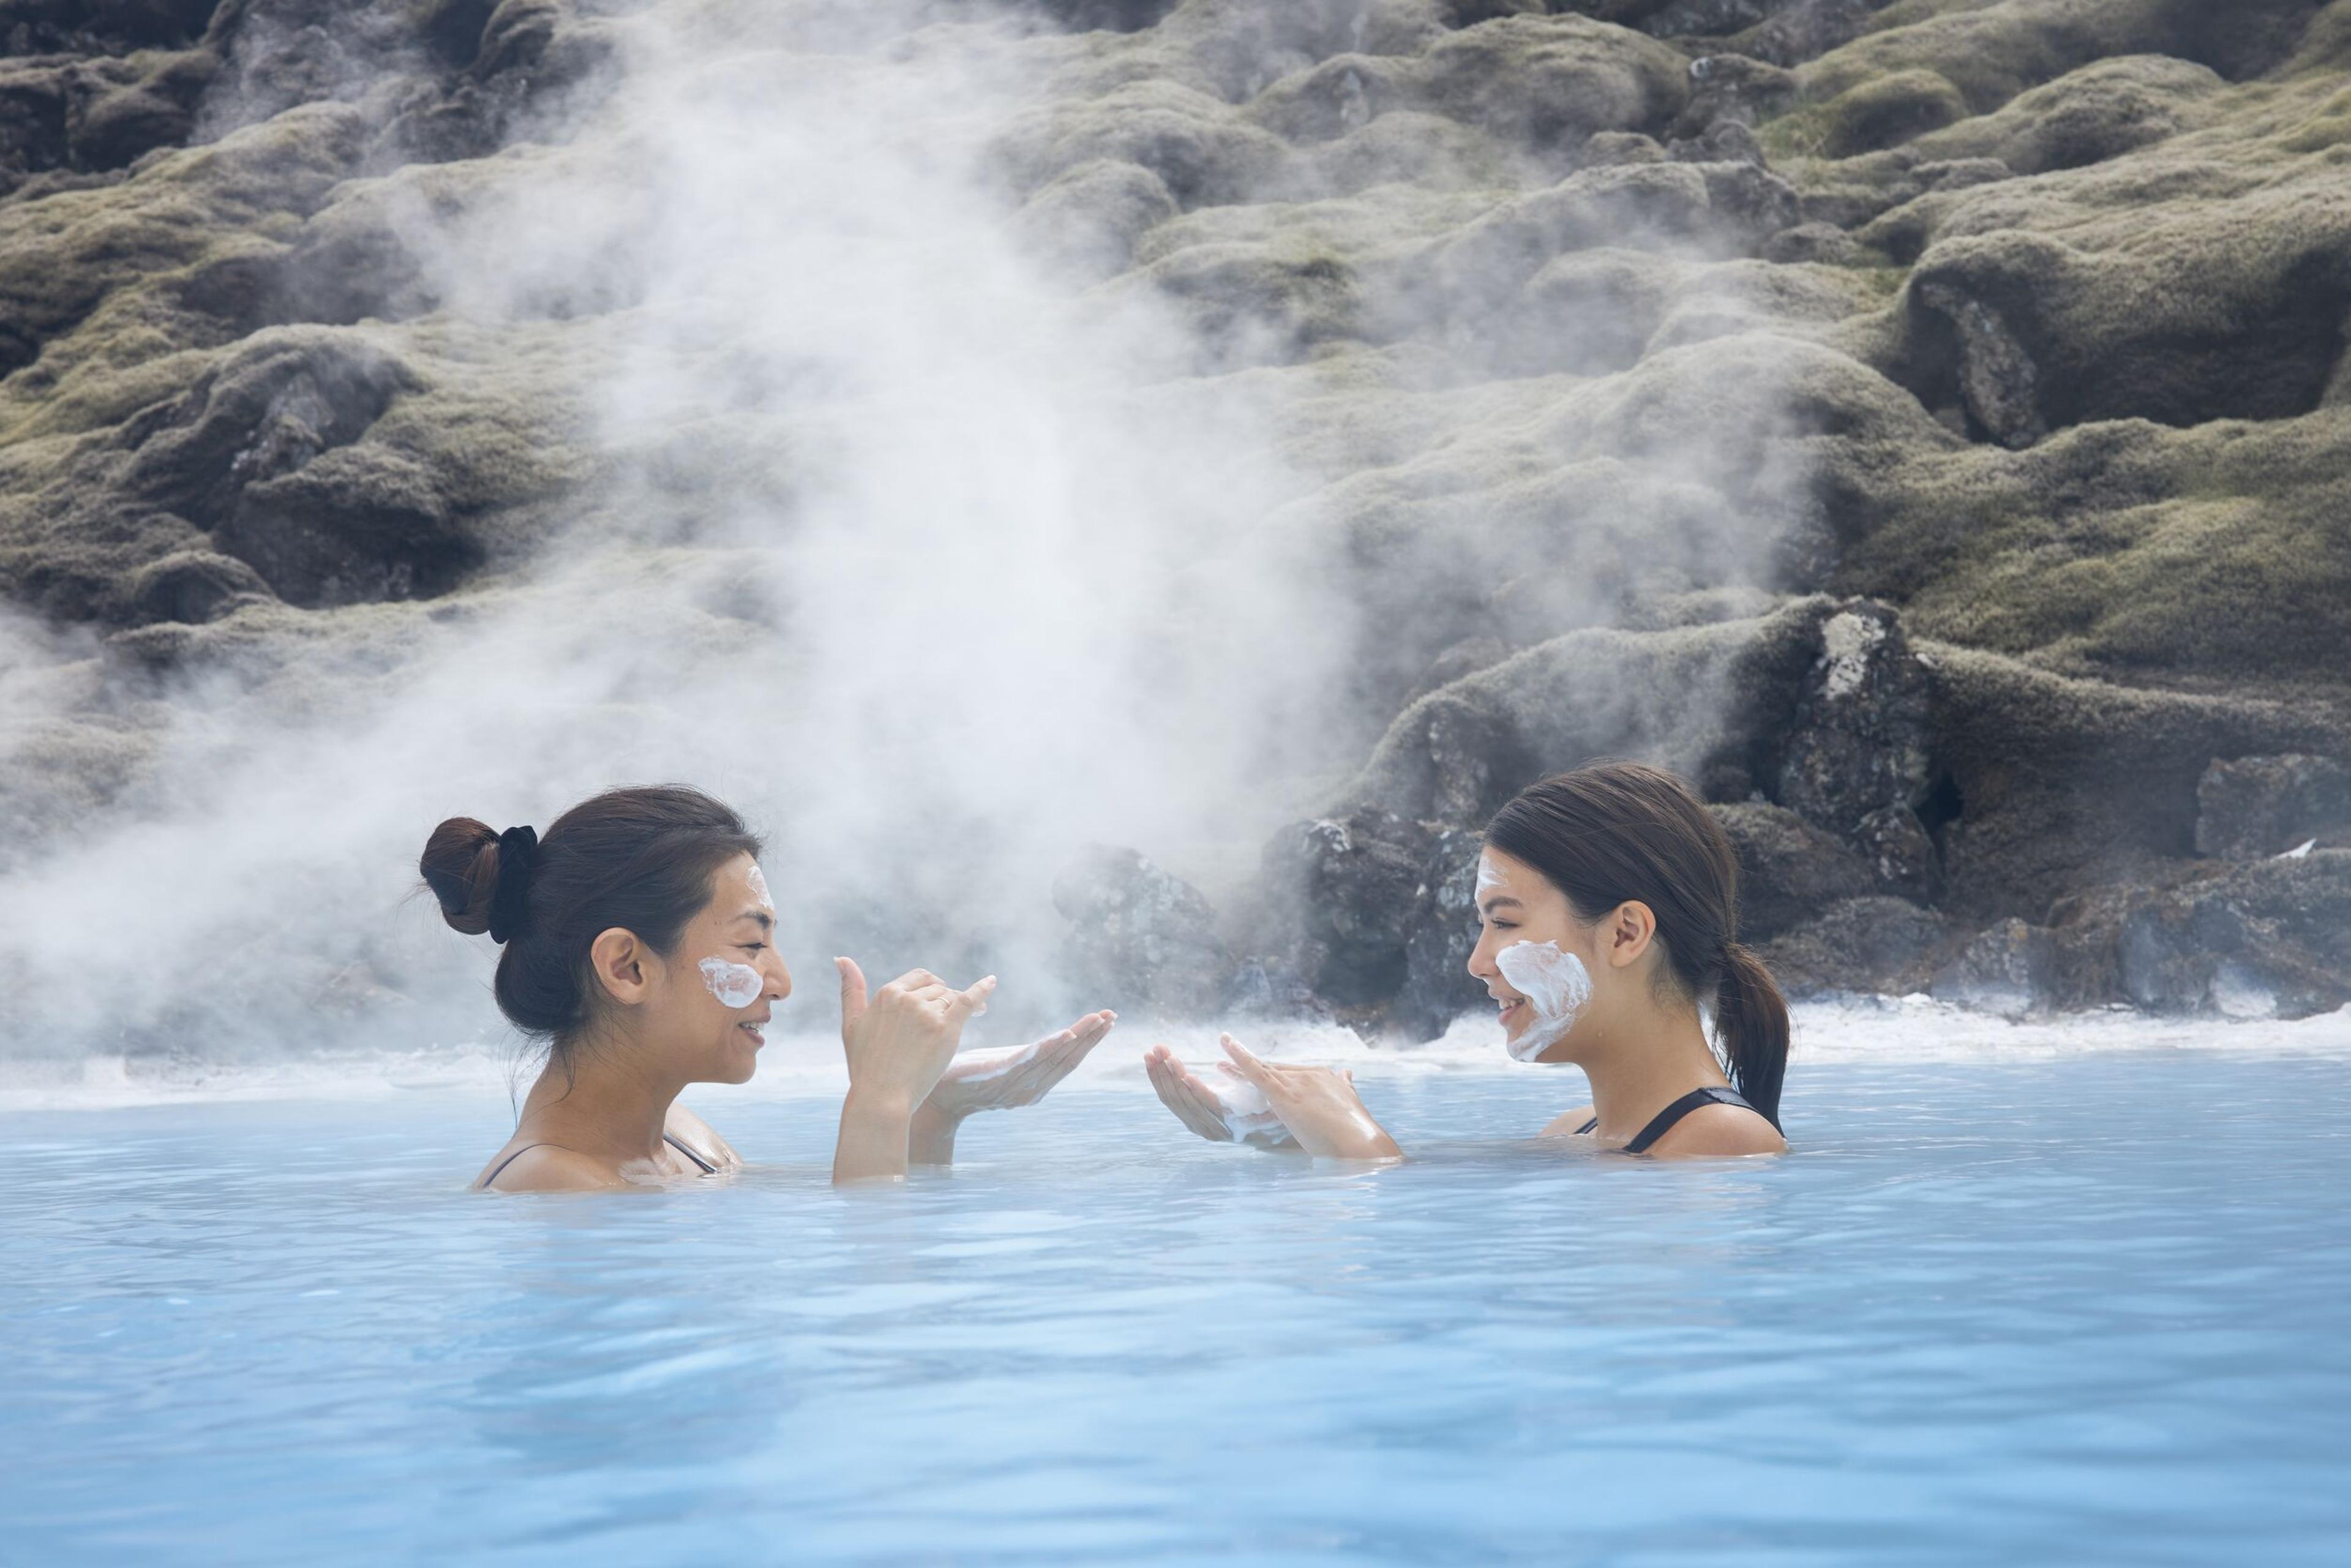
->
xmin=1216 ymin=1034 xmax=1401 ymax=1160
xmin=926 ymin=1011 xmax=1116 ymax=1119
xmin=908 ymin=1011 xmax=1116 ymax=1163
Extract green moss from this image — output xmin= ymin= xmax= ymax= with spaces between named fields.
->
xmin=1849 ymin=414 xmax=2351 ymax=681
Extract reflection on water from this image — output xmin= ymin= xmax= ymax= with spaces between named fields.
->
xmin=6 ymin=1055 xmax=2350 ymax=1564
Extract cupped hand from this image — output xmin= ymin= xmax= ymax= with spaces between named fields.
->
xmin=925 ymin=1010 xmax=1117 ymax=1120
xmin=836 ymin=957 xmax=996 ymax=1113
xmin=1144 ymin=1043 xmax=1299 ymax=1151
xmin=1215 ymin=1034 xmax=1400 ymax=1160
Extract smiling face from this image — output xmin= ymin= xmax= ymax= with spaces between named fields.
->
xmin=656 ymin=853 xmax=792 ymax=1084
xmin=1466 ymin=847 xmax=1597 ymax=1063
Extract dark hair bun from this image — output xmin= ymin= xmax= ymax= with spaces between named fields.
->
xmin=420 ymin=816 xmax=501 ymax=936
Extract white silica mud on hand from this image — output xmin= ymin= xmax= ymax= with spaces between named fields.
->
xmin=746 ymin=863 xmax=774 ymax=910
xmin=1205 ymin=1072 xmax=1292 ymax=1146
xmin=942 ymin=1040 xmax=1038 ymax=1083
xmin=699 ymin=958 xmax=763 ymax=1010
xmin=1496 ymin=941 xmax=1592 ymax=1063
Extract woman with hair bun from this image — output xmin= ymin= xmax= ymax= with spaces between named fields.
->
xmin=422 ymin=784 xmax=1113 ymax=1191
xmin=1146 ymin=761 xmax=1787 ymax=1160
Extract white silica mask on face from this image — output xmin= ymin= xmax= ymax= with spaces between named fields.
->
xmin=746 ymin=862 xmax=774 ymax=910
xmin=1475 ymin=853 xmax=1503 ymax=896
xmin=1495 ymin=940 xmax=1592 ymax=1063
xmin=699 ymin=957 xmax=762 ymax=1010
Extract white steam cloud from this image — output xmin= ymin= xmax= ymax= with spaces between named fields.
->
xmin=0 ymin=0 xmax=1810 ymax=1071
xmin=0 ymin=0 xmax=1359 ymax=1066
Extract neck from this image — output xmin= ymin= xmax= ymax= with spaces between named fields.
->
xmin=1572 ymin=995 xmax=1730 ymax=1143
xmin=517 ymin=1028 xmax=686 ymax=1169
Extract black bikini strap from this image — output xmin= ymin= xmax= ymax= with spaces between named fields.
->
xmin=478 ymin=1142 xmax=550 ymax=1190
xmin=664 ymin=1133 xmax=718 ymax=1174
xmin=1623 ymin=1087 xmax=1753 ymax=1155
xmin=1575 ymin=1116 xmax=1599 ymax=1135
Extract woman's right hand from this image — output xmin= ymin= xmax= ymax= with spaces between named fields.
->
xmin=1214 ymin=1035 xmax=1401 ymax=1160
xmin=1144 ymin=1044 xmax=1299 ymax=1150
xmin=833 ymin=958 xmax=995 ymax=1182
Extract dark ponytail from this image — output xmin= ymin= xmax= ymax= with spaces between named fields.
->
xmin=1714 ymin=942 xmax=1789 ymax=1127
xmin=419 ymin=786 xmax=761 ymax=1053
xmin=1485 ymin=761 xmax=1789 ymax=1126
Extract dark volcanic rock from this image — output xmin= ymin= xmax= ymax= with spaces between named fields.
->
xmin=2048 ymin=855 xmax=2351 ymax=1019
xmin=1931 ymin=916 xmax=2055 ymax=1019
xmin=1393 ymin=824 xmax=1487 ymax=1040
xmin=1901 ymin=224 xmax=2351 ymax=443
xmin=219 ymin=443 xmax=476 ymax=607
xmin=1919 ymin=647 xmax=2351 ymax=923
xmin=1852 ymin=803 xmax=1936 ymax=899
xmin=122 ymin=334 xmax=413 ymax=527
xmin=1247 ymin=808 xmax=1435 ymax=1011
xmin=1761 ymin=893 xmax=1948 ymax=998
xmin=1711 ymin=801 xmax=1876 ymax=942
xmin=110 ymin=332 xmax=480 ymax=607
xmin=1771 ymin=599 xmax=1933 ymax=837
xmin=127 ymin=547 xmax=274 ymax=625
xmin=1051 ymin=844 xmax=1235 ymax=1015
xmin=2195 ymin=755 xmax=2351 ymax=860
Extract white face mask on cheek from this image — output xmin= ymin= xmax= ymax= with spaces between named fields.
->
xmin=1494 ymin=940 xmax=1592 ymax=1063
xmin=698 ymin=958 xmax=762 ymax=1010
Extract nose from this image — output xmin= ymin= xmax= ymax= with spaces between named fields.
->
xmin=1464 ymin=926 xmax=1500 ymax=982
xmin=766 ymin=953 xmax=793 ymax=1002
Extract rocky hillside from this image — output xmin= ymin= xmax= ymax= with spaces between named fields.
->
xmin=4 ymin=0 xmax=2349 ymax=1049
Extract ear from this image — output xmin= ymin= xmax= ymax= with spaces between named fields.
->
xmin=588 ymin=926 xmax=656 ymax=1007
xmin=1604 ymin=901 xmax=1657 ymax=970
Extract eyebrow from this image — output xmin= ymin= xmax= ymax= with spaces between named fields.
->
xmin=1477 ymin=896 xmax=1523 ymax=914
xmin=735 ymin=909 xmax=774 ymax=931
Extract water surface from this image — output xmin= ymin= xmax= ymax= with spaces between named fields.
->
xmin=6 ymin=1051 xmax=2349 ymax=1564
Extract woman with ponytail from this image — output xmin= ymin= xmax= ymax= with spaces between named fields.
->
xmin=422 ymin=785 xmax=1114 ymax=1191
xmin=1145 ymin=762 xmax=1786 ymax=1159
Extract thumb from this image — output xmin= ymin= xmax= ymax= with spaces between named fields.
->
xmin=835 ymin=957 xmax=868 ymax=1052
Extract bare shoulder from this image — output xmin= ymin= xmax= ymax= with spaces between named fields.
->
xmin=1539 ymin=1104 xmax=1597 ymax=1139
xmin=476 ymin=1145 xmax=625 ymax=1193
xmin=1646 ymin=1102 xmax=1787 ymax=1158
xmin=664 ymin=1102 xmax=741 ymax=1169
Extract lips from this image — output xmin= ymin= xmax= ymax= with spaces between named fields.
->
xmin=737 ymin=1020 xmax=766 ymax=1047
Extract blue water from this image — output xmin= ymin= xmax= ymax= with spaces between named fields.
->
xmin=6 ymin=1052 xmax=2349 ymax=1565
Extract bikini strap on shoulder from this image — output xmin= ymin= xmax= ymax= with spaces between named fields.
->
xmin=1622 ymin=1087 xmax=1753 ymax=1155
xmin=478 ymin=1142 xmax=552 ymax=1190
